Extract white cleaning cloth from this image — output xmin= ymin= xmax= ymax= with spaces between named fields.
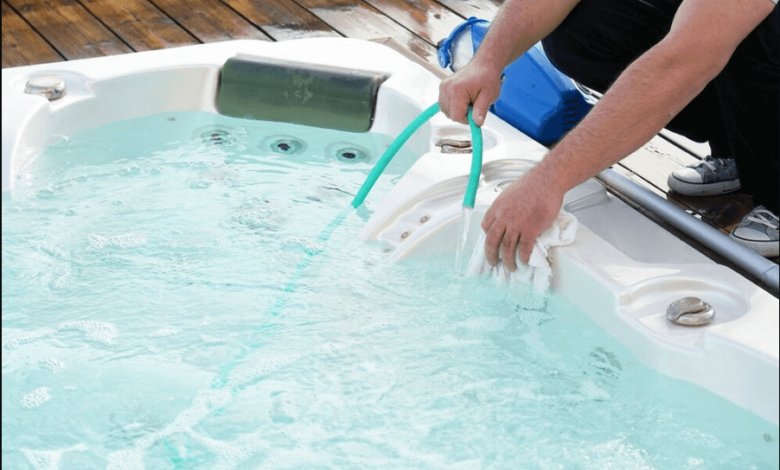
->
xmin=466 ymin=210 xmax=578 ymax=291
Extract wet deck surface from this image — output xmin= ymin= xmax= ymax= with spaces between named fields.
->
xmin=2 ymin=0 xmax=777 ymax=267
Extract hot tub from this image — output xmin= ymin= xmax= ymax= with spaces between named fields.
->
xmin=2 ymin=38 xmax=778 ymax=469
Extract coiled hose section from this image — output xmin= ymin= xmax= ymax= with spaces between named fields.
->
xmin=351 ymin=103 xmax=483 ymax=209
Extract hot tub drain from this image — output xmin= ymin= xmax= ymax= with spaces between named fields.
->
xmin=667 ymin=297 xmax=715 ymax=326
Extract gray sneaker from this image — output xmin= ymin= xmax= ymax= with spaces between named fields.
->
xmin=729 ymin=206 xmax=779 ymax=257
xmin=668 ymin=156 xmax=741 ymax=196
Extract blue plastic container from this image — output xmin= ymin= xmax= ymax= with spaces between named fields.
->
xmin=444 ymin=20 xmax=593 ymax=145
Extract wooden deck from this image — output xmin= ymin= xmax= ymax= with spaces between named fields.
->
xmin=2 ymin=0 xmax=776 ymax=267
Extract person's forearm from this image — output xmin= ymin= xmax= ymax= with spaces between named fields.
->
xmin=472 ymin=0 xmax=581 ymax=74
xmin=536 ymin=39 xmax=726 ymax=195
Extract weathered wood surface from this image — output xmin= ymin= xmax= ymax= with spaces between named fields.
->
xmin=435 ymin=0 xmax=502 ymax=20
xmin=5 ymin=0 xmax=132 ymax=59
xmin=221 ymin=0 xmax=340 ymax=41
xmin=293 ymin=0 xmax=439 ymax=70
xmin=2 ymin=1 xmax=64 ymax=67
xmin=362 ymin=0 xmax=464 ymax=45
xmin=77 ymin=0 xmax=199 ymax=51
xmin=148 ymin=0 xmax=271 ymax=42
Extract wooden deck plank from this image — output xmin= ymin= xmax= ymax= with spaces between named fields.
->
xmin=370 ymin=36 xmax=450 ymax=78
xmin=292 ymin=0 xmax=440 ymax=70
xmin=77 ymin=0 xmax=200 ymax=51
xmin=2 ymin=1 xmax=64 ymax=67
xmin=659 ymin=129 xmax=710 ymax=159
xmin=362 ymin=0 xmax=464 ymax=45
xmin=6 ymin=0 xmax=133 ymax=60
xmin=621 ymin=137 xmax=700 ymax=192
xmin=149 ymin=0 xmax=271 ymax=42
xmin=221 ymin=0 xmax=341 ymax=41
xmin=434 ymin=0 xmax=501 ymax=21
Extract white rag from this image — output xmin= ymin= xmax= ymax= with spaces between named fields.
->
xmin=466 ymin=210 xmax=578 ymax=291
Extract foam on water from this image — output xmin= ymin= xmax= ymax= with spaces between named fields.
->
xmin=20 ymin=387 xmax=52 ymax=409
xmin=58 ymin=321 xmax=118 ymax=345
xmin=2 ymin=111 xmax=778 ymax=469
xmin=39 ymin=358 xmax=66 ymax=374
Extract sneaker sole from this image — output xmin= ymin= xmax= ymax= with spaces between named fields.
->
xmin=667 ymin=175 xmax=741 ymax=196
xmin=728 ymin=233 xmax=780 ymax=257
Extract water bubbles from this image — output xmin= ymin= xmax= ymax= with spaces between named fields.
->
xmin=148 ymin=329 xmax=179 ymax=338
xmin=242 ymin=195 xmax=266 ymax=207
xmin=283 ymin=237 xmax=326 ymax=255
xmin=226 ymin=354 xmax=301 ymax=388
xmin=195 ymin=125 xmax=245 ymax=148
xmin=59 ymin=320 xmax=118 ymax=344
xmin=86 ymin=233 xmax=146 ymax=251
xmin=21 ymin=449 xmax=60 ymax=470
xmin=119 ymin=165 xmax=141 ymax=177
xmin=39 ymin=358 xmax=65 ymax=373
xmin=36 ymin=187 xmax=54 ymax=198
xmin=192 ymin=160 xmax=212 ymax=170
xmin=189 ymin=179 xmax=212 ymax=189
xmin=106 ymin=449 xmax=144 ymax=470
xmin=20 ymin=445 xmax=88 ymax=470
xmin=234 ymin=208 xmax=285 ymax=231
xmin=20 ymin=387 xmax=51 ymax=408
xmin=200 ymin=128 xmax=232 ymax=146
xmin=3 ymin=330 xmax=55 ymax=350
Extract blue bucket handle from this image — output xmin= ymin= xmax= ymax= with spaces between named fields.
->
xmin=437 ymin=17 xmax=490 ymax=70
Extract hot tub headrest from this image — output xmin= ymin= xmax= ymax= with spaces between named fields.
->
xmin=217 ymin=56 xmax=389 ymax=133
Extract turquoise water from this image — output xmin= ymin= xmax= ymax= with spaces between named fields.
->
xmin=2 ymin=111 xmax=778 ymax=470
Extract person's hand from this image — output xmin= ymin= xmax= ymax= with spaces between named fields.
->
xmin=438 ymin=62 xmax=502 ymax=127
xmin=481 ymin=169 xmax=564 ymax=270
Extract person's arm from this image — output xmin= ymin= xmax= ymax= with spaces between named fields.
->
xmin=482 ymin=0 xmax=775 ymax=270
xmin=439 ymin=0 xmax=581 ymax=126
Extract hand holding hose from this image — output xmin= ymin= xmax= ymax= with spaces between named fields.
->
xmin=438 ymin=62 xmax=502 ymax=127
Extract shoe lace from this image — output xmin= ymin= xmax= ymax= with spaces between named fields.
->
xmin=747 ymin=208 xmax=779 ymax=230
xmin=697 ymin=155 xmax=724 ymax=172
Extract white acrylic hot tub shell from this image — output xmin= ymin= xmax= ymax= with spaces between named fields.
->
xmin=2 ymin=38 xmax=778 ymax=426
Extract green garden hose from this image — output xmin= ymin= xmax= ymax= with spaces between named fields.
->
xmin=351 ymin=103 xmax=483 ymax=209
